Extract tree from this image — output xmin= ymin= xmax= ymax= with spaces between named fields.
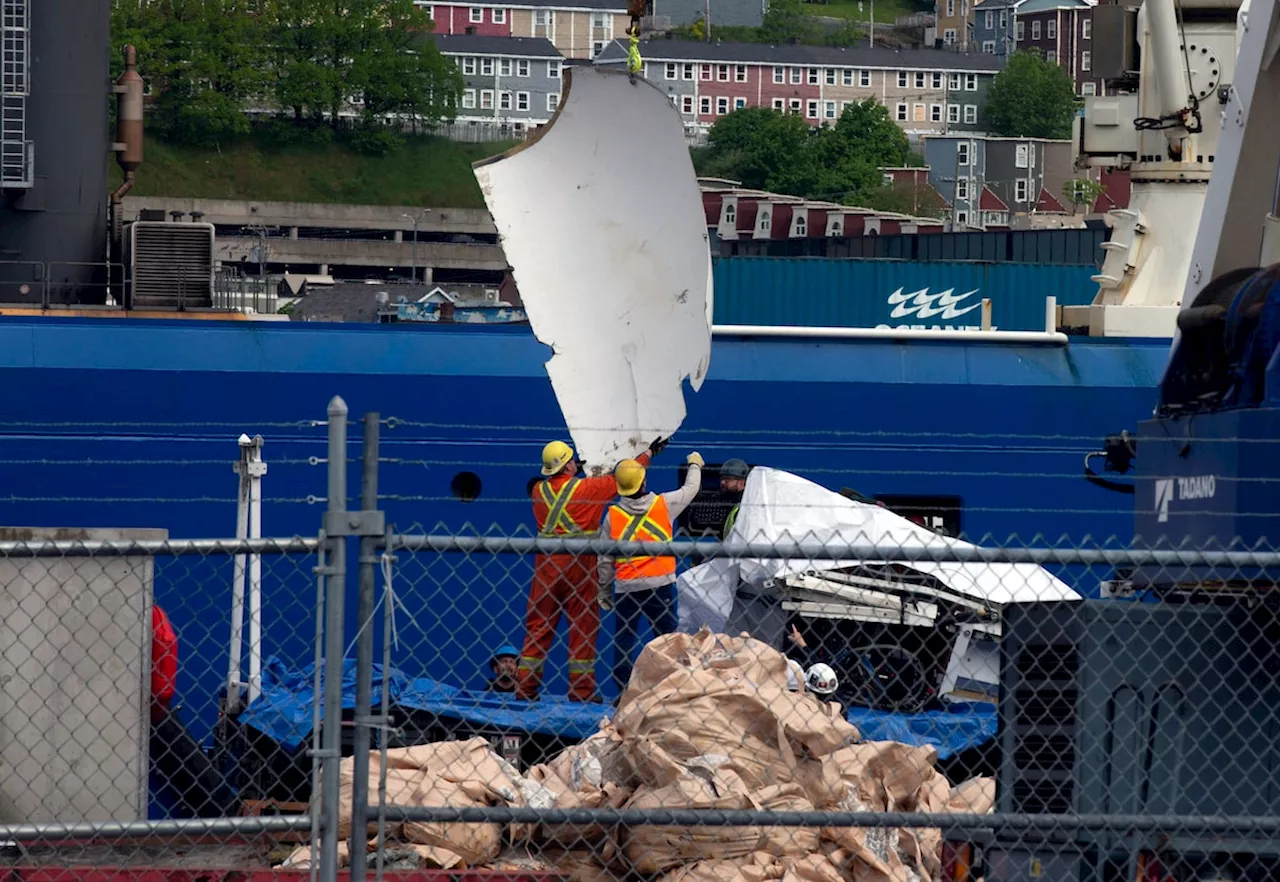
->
xmin=760 ymin=0 xmax=815 ymax=44
xmin=983 ymin=50 xmax=1079 ymax=139
xmin=862 ymin=179 xmax=947 ymax=218
xmin=1062 ymin=177 xmax=1104 ymax=213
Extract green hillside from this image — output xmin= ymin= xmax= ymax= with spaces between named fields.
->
xmin=109 ymin=132 xmax=519 ymax=209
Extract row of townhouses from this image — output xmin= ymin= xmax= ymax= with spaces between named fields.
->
xmin=935 ymin=0 xmax=1104 ymax=96
xmin=435 ymin=34 xmax=1005 ymax=137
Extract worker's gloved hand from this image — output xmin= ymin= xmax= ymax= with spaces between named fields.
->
xmin=649 ymin=436 xmax=670 ymax=456
xmin=687 ymin=451 xmax=705 ymax=468
xmin=598 ymin=582 xmax=614 ymax=611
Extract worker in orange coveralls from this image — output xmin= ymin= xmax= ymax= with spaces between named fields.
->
xmin=517 ymin=435 xmax=669 ymax=702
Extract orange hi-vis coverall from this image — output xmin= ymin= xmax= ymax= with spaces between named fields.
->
xmin=517 ymin=450 xmax=651 ymax=701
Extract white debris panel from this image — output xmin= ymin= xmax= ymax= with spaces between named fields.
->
xmin=473 ymin=65 xmax=713 ymax=470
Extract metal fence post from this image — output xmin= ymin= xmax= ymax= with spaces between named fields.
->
xmin=319 ymin=395 xmax=348 ymax=882
xmin=350 ymin=412 xmax=380 ymax=881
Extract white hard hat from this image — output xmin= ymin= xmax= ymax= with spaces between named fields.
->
xmin=805 ymin=663 xmax=839 ymax=696
xmin=786 ymin=659 xmax=805 ymax=691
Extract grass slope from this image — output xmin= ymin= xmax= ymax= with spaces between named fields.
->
xmin=109 ymin=132 xmax=519 ymax=208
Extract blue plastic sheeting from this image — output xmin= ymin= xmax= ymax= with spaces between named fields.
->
xmin=239 ymin=658 xmax=610 ymax=751
xmin=241 ymin=658 xmax=997 ymax=760
xmin=845 ymin=701 xmax=997 ymax=760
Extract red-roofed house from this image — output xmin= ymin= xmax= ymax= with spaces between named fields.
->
xmin=1035 ymin=187 xmax=1068 ymax=214
xmin=978 ymin=186 xmax=1010 ymax=228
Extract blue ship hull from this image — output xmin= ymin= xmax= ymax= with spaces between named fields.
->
xmin=0 ymin=315 xmax=1170 ymax=754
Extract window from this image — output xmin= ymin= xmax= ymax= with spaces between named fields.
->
xmin=470 ymin=6 xmax=483 ymax=22
xmin=841 ymin=99 xmax=852 ymax=112
xmin=915 ymin=72 xmax=925 ymax=88
xmin=496 ymin=7 xmax=508 ymax=21
xmin=898 ymin=71 xmax=908 ymax=87
xmin=499 ymin=59 xmax=512 ymax=76
xmin=481 ymin=58 xmax=494 ymax=75
xmin=734 ymin=96 xmax=747 ymax=109
xmin=825 ymin=100 xmax=837 ymax=119
xmin=826 ymin=68 xmax=836 ymax=85
xmin=965 ymin=73 xmax=977 ymax=90
xmin=516 ymin=91 xmax=529 ymax=111
xmin=963 ymin=104 xmax=978 ymax=123
xmin=808 ymin=67 xmax=819 ymax=85
xmin=463 ymin=57 xmax=477 ymax=75
xmin=516 ymin=59 xmax=529 ymax=76
xmin=736 ymin=65 xmax=748 ymax=82
xmin=955 ymin=210 xmax=968 ymax=225
xmin=533 ymin=9 xmax=549 ymax=29
xmin=724 ymin=203 xmax=736 ymax=223
xmin=1015 ymin=179 xmax=1028 ymax=202
xmin=683 ymin=95 xmax=695 ymax=113
xmin=591 ymin=40 xmax=605 ymax=56
xmin=759 ymin=210 xmax=771 ymax=231
xmin=807 ymin=99 xmax=819 ymax=118
xmin=480 ymin=89 xmax=494 ymax=109
xmin=983 ymin=40 xmax=996 ymax=53
xmin=948 ymin=72 xmax=961 ymax=90
xmin=944 ymin=27 xmax=957 ymax=43
xmin=1081 ymin=81 xmax=1097 ymax=96
xmin=860 ymin=69 xmax=871 ymax=86
xmin=1046 ymin=19 xmax=1055 ymax=38
xmin=913 ymin=103 xmax=925 ymax=121
xmin=790 ymin=66 xmax=801 ymax=84
xmin=957 ymin=141 xmax=969 ymax=165
xmin=1015 ymin=143 xmax=1029 ymax=167
xmin=984 ymin=10 xmax=993 ymax=28
xmin=932 ymin=72 xmax=943 ymax=88
xmin=718 ymin=64 xmax=729 ymax=81
xmin=1016 ymin=20 xmax=1025 ymax=39
xmin=883 ymin=173 xmax=894 ymax=187
xmin=591 ymin=11 xmax=607 ymax=27
xmin=549 ymin=61 xmax=561 ymax=78
xmin=930 ymin=104 xmax=942 ymax=121
xmin=896 ymin=102 xmax=908 ymax=121
xmin=1082 ymin=17 xmax=1091 ymax=38
xmin=417 ymin=3 xmax=434 ymax=18
xmin=1031 ymin=20 xmax=1040 ymax=39
xmin=773 ymin=65 xmax=784 ymax=84
xmin=499 ymin=90 xmax=512 ymax=110
xmin=956 ymin=179 xmax=969 ymax=200
xmin=842 ymin=69 xmax=853 ymax=85
xmin=794 ymin=214 xmax=807 ymax=236
xmin=682 ymin=63 xmax=694 ymax=80
xmin=701 ymin=64 xmax=712 ymax=80
xmin=1046 ymin=50 xmax=1057 ymax=63
xmin=462 ymin=89 xmax=476 ymax=108
xmin=772 ymin=97 xmax=785 ymax=110
xmin=700 ymin=96 xmax=711 ymax=114
xmin=948 ymin=104 xmax=960 ymax=123
xmin=1081 ymin=50 xmax=1091 ymax=71
xmin=716 ymin=96 xmax=729 ymax=115
xmin=946 ymin=0 xmax=955 ymax=14
xmin=545 ymin=92 xmax=558 ymax=112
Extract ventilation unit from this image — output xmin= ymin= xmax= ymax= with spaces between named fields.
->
xmin=0 ymin=0 xmax=32 ymax=188
xmin=126 ymin=221 xmax=216 ymax=309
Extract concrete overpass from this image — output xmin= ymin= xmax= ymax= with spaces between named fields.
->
xmin=120 ymin=196 xmax=508 ymax=279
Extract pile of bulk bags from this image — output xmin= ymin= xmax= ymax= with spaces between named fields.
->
xmin=280 ymin=628 xmax=995 ymax=882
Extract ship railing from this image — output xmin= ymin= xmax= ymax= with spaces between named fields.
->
xmin=0 ymin=260 xmax=277 ymax=313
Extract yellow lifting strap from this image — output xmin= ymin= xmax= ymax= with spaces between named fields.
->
xmin=627 ymin=23 xmax=642 ymax=76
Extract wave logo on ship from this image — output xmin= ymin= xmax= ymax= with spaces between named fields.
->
xmin=878 ymin=286 xmax=987 ymax=331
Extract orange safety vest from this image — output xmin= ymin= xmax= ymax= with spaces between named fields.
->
xmin=537 ymin=478 xmax=598 ymax=537
xmin=607 ymin=495 xmax=677 ymax=581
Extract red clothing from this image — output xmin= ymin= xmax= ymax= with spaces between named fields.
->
xmin=518 ymin=451 xmax=652 ymax=700
xmin=151 ymin=605 xmax=178 ymax=707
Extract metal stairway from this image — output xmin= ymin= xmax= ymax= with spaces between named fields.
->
xmin=1 ymin=0 xmax=31 ymax=188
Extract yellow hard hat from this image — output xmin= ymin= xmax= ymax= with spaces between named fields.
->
xmin=541 ymin=440 xmax=574 ymax=476
xmin=615 ymin=459 xmax=646 ymax=496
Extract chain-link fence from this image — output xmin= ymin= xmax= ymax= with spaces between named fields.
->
xmin=5 ymin=399 xmax=1280 ymax=882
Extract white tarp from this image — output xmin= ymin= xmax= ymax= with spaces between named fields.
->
xmin=677 ymin=468 xmax=1081 ymax=634
xmin=473 ymin=66 xmax=713 ymax=470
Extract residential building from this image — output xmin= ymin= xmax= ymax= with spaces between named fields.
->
xmin=1014 ymin=0 xmax=1100 ymax=95
xmin=419 ymin=0 xmax=628 ymax=59
xmin=650 ymin=0 xmax=766 ymax=29
xmin=973 ymin=0 xmax=1020 ymax=56
xmin=434 ymin=35 xmax=565 ymax=131
xmin=922 ymin=135 xmax=1076 ymax=229
xmin=593 ymin=40 xmax=1003 ymax=138
xmin=934 ymin=0 xmax=977 ymax=49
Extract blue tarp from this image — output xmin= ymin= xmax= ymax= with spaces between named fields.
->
xmin=239 ymin=657 xmax=997 ymax=760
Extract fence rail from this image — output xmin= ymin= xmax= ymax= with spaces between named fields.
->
xmin=4 ymin=396 xmax=1280 ymax=882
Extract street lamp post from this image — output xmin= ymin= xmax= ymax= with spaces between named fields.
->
xmin=401 ymin=212 xmax=421 ymax=285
